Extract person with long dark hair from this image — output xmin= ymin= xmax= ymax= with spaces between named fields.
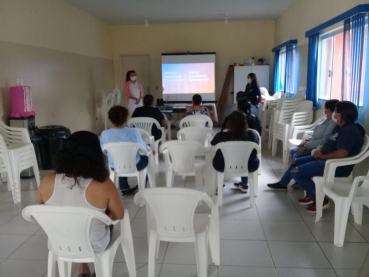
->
xmin=211 ymin=110 xmax=260 ymax=192
xmin=244 ymin=73 xmax=261 ymax=116
xmin=268 ymin=101 xmax=365 ymax=213
xmin=132 ymin=94 xmax=166 ymax=141
xmin=125 ymin=70 xmax=144 ymax=115
xmin=38 ymin=131 xmax=124 ymax=277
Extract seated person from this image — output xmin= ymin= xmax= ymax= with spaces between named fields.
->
xmin=101 ymin=105 xmax=152 ymax=195
xmin=289 ymin=99 xmax=338 ymax=161
xmin=222 ymin=99 xmax=262 ymax=136
xmin=223 ymin=91 xmax=245 ymax=120
xmin=38 ymin=131 xmax=124 ymax=277
xmin=132 ymin=94 xmax=166 ymax=141
xmin=183 ymin=94 xmax=212 ymax=118
xmin=268 ymin=101 xmax=365 ymax=213
xmin=211 ymin=110 xmax=260 ymax=192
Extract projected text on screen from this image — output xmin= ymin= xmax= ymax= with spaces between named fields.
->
xmin=162 ymin=63 xmax=215 ymax=94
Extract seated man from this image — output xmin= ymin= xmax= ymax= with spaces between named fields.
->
xmin=132 ymin=94 xmax=166 ymax=141
xmin=268 ymin=101 xmax=365 ymax=213
xmin=101 ymin=105 xmax=153 ymax=195
xmin=222 ymin=91 xmax=245 ymax=122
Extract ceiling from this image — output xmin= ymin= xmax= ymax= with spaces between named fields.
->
xmin=63 ymin=0 xmax=294 ymax=25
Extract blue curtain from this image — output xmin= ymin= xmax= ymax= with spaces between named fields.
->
xmin=274 ymin=49 xmax=280 ymax=93
xmin=285 ymin=45 xmax=294 ymax=97
xmin=306 ymin=33 xmax=319 ymax=107
xmin=341 ymin=18 xmax=351 ymax=101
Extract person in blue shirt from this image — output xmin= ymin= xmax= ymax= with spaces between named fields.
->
xmin=101 ymin=105 xmax=152 ymax=195
xmin=268 ymin=101 xmax=365 ymax=213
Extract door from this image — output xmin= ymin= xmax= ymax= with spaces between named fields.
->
xmin=121 ymin=55 xmax=150 ymax=105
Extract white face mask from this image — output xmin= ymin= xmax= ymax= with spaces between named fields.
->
xmin=247 ymin=79 xmax=251 ymax=84
xmin=130 ymin=76 xmax=137 ymax=81
xmin=332 ymin=112 xmax=337 ymax=122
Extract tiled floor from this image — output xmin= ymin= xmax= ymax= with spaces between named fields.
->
xmin=0 ymin=144 xmax=368 ymax=277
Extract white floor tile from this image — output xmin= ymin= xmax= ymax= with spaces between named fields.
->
xmin=335 ymin=269 xmax=360 ymax=277
xmin=306 ymin=221 xmax=366 ymax=243
xmin=319 ymin=242 xmax=369 ymax=269
xmin=8 ymin=235 xmax=49 ymax=261
xmin=262 ymin=221 xmax=315 ymax=241
xmin=163 ymin=242 xmax=209 ymax=265
xmin=268 ymin=241 xmax=331 ymax=268
xmin=219 ymin=266 xmax=277 ymax=277
xmin=0 ymin=214 xmax=40 ymax=235
xmin=220 ymin=220 xmax=266 ymax=240
xmin=0 ymin=234 xmax=30 ymax=259
xmin=112 ymin=262 xmax=162 ymax=277
xmin=160 ymin=264 xmax=218 ymax=277
xmin=220 ymin=240 xmax=274 ymax=267
xmin=257 ymin=205 xmax=303 ymax=221
xmin=0 ymin=259 xmax=47 ymax=277
xmin=275 ymin=268 xmax=337 ymax=277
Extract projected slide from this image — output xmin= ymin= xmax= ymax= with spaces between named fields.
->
xmin=162 ymin=63 xmax=215 ymax=94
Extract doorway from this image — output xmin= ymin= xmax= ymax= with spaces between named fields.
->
xmin=121 ymin=55 xmax=150 ymax=106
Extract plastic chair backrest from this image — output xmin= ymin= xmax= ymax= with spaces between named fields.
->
xmin=214 ymin=141 xmax=260 ymax=174
xmin=102 ymin=142 xmax=149 ymax=174
xmin=22 ymin=205 xmax=113 ymax=259
xmin=0 ymin=122 xmax=31 ymax=145
xmin=137 ymin=128 xmax=153 ymax=145
xmin=296 ymin=100 xmax=313 ymax=112
xmin=160 ymin=141 xmax=205 ymax=173
xmin=0 ymin=135 xmax=12 ymax=175
xmin=179 ymin=115 xmax=213 ymax=129
xmin=134 ymin=187 xmax=213 ymax=239
xmin=260 ymin=87 xmax=269 ymax=96
xmin=177 ymin=127 xmax=214 ymax=146
xmin=128 ymin=117 xmax=161 ymax=136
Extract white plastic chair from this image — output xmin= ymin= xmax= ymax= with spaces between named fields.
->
xmin=313 ymin=135 xmax=369 ymax=222
xmin=102 ymin=142 xmax=156 ymax=190
xmin=0 ymin=122 xmax=41 ymax=203
xmin=288 ymin=116 xmax=326 ymax=148
xmin=22 ymin=205 xmax=136 ymax=277
xmin=213 ymin=141 xmax=261 ymax=207
xmin=127 ymin=117 xmax=165 ymax=166
xmin=177 ymin=127 xmax=214 ymax=147
xmin=179 ymin=115 xmax=213 ymax=129
xmin=133 ymin=187 xmax=220 ymax=277
xmin=159 ymin=141 xmax=206 ymax=191
xmin=0 ymin=135 xmax=15 ymax=195
xmin=162 ymin=113 xmax=171 ymax=141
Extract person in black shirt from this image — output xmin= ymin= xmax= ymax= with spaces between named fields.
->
xmin=211 ymin=110 xmax=260 ymax=193
xmin=132 ymin=94 xmax=166 ymax=141
xmin=221 ymin=99 xmax=262 ymax=136
xmin=244 ymin=73 xmax=261 ymax=116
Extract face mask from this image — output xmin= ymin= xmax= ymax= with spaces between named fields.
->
xmin=247 ymin=79 xmax=251 ymax=84
xmin=130 ymin=76 xmax=137 ymax=81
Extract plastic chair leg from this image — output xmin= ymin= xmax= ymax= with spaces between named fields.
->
xmin=314 ymin=180 xmax=325 ymax=223
xmin=195 ymin=169 xmax=204 ymax=192
xmin=94 ymin=255 xmax=112 ymax=277
xmin=138 ymin=170 xmax=146 ymax=190
xmin=195 ymin=232 xmax=209 ymax=277
xmin=209 ymin=207 xmax=220 ymax=266
xmin=248 ymin=173 xmax=255 ymax=207
xmin=166 ymin=170 xmax=174 ymax=187
xmin=57 ymin=261 xmax=71 ymax=277
xmin=334 ymin=199 xmax=351 ymax=247
xmin=217 ymin=172 xmax=224 ymax=207
xmin=272 ymin=138 xmax=277 ymax=156
xmin=352 ymin=202 xmax=364 ymax=225
xmin=120 ymin=211 xmax=137 ymax=277
xmin=47 ymin=251 xmax=57 ymax=277
xmin=148 ymin=230 xmax=157 ymax=277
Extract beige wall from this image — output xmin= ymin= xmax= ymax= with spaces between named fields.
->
xmin=111 ymin=21 xmax=276 ymax=117
xmin=0 ymin=0 xmax=115 ymax=133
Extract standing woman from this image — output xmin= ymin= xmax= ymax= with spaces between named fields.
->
xmin=245 ymin=73 xmax=261 ymax=116
xmin=125 ymin=70 xmax=144 ymax=116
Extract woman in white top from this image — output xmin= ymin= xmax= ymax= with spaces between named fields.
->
xmin=38 ymin=131 xmax=124 ymax=277
xmin=125 ymin=70 xmax=144 ymax=116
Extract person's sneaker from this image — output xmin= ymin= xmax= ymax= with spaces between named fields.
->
xmin=239 ymin=183 xmax=248 ymax=193
xmin=234 ymin=182 xmax=242 ymax=188
xmin=121 ymin=187 xmax=136 ymax=196
xmin=306 ymin=198 xmax=332 ymax=213
xmin=298 ymin=195 xmax=314 ymax=205
xmin=291 ymin=182 xmax=300 ymax=189
xmin=267 ymin=182 xmax=287 ymax=190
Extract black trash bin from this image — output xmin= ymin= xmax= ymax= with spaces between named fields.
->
xmin=20 ymin=133 xmax=42 ymax=179
xmin=36 ymin=125 xmax=71 ymax=170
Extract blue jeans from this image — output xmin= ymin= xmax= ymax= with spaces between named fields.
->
xmin=289 ymin=146 xmax=311 ymax=160
xmin=282 ymin=156 xmax=350 ymax=199
xmin=112 ymin=156 xmax=148 ymax=191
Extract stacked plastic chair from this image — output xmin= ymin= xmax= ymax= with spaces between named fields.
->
xmin=271 ymin=100 xmax=313 ymax=165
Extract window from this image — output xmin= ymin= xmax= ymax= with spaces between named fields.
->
xmin=317 ymin=16 xmax=368 ymax=105
xmin=274 ymin=46 xmax=296 ymax=96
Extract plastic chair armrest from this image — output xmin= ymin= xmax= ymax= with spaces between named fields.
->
xmin=323 ymin=156 xmax=366 ymax=182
